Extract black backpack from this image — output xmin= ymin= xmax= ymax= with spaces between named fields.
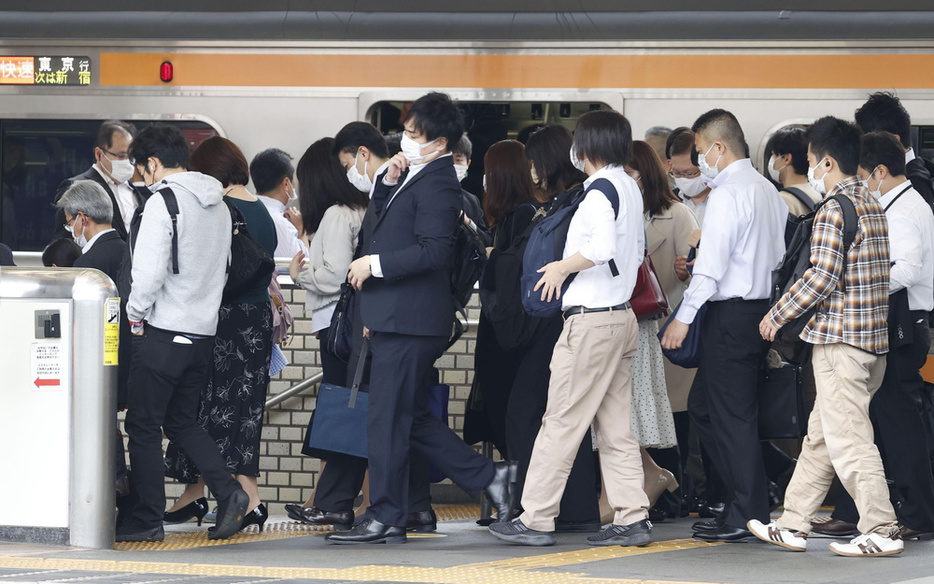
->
xmin=781 ymin=187 xmax=818 ymax=246
xmin=118 ymin=187 xmax=179 ymax=300
xmin=448 ymin=215 xmax=488 ymax=347
xmin=771 ymin=193 xmax=858 ymax=341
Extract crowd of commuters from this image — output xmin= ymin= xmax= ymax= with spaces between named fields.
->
xmin=41 ymin=91 xmax=934 ymax=558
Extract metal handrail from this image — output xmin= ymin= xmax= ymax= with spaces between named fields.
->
xmin=265 ymin=371 xmax=323 ymax=410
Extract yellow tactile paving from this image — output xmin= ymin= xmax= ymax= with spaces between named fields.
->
xmin=462 ymin=539 xmax=721 ymax=570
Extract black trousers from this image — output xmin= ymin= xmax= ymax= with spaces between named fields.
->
xmin=688 ymin=299 xmax=771 ymax=528
xmin=506 ymin=317 xmax=599 ymax=522
xmin=367 ymin=331 xmax=495 ymax=527
xmin=314 ymin=451 xmax=432 ymax=514
xmin=833 ymin=315 xmax=934 ymax=531
xmin=124 ymin=326 xmax=240 ymax=529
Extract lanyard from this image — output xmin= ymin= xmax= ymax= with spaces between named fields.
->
xmin=884 ymin=184 xmax=913 ymax=212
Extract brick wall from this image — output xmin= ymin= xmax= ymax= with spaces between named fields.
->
xmin=162 ymin=283 xmax=484 ymax=513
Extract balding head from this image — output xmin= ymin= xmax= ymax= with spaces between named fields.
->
xmin=691 ymin=109 xmax=747 ymax=160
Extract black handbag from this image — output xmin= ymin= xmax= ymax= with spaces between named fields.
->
xmin=306 ymin=339 xmax=370 ymax=459
xmin=758 ymin=344 xmax=810 ymax=440
xmin=658 ymin=299 xmax=706 ymax=368
xmin=222 ymin=199 xmax=276 ymax=304
xmin=325 ymin=283 xmax=356 ymax=362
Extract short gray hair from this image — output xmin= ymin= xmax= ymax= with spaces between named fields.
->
xmin=645 ymin=126 xmax=672 ymax=139
xmin=56 ymin=180 xmax=113 ymax=224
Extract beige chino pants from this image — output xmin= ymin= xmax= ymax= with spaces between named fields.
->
xmin=776 ymin=342 xmax=898 ymax=536
xmin=519 ymin=308 xmax=649 ymax=531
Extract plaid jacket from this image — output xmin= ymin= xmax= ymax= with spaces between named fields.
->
xmin=769 ymin=177 xmax=890 ymax=354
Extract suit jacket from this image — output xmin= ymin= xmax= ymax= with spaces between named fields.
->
xmin=0 ymin=242 xmax=13 ymax=266
xmin=461 ymin=188 xmax=492 ymax=246
xmin=52 ymin=167 xmax=145 ymax=242
xmin=907 ymin=158 xmax=934 ymax=213
xmin=359 ymin=156 xmax=461 ymax=337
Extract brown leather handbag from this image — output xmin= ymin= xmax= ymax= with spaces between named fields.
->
xmin=631 ymin=249 xmax=669 ymax=321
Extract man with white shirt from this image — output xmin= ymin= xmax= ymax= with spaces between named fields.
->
xmin=661 ymin=109 xmax=787 ymax=542
xmin=249 ymin=148 xmax=308 ymax=259
xmin=52 ymin=120 xmax=143 ymax=241
xmin=820 ymin=131 xmax=934 ymax=540
xmin=666 ymin=127 xmax=712 ymax=227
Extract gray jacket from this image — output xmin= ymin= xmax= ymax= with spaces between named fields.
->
xmin=127 ymin=171 xmax=231 ymax=336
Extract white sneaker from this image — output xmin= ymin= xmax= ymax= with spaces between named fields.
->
xmin=829 ymin=532 xmax=904 ymax=557
xmin=747 ymin=519 xmax=807 ymax=551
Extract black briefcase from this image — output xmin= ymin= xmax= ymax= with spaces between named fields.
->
xmin=758 ymin=364 xmax=808 ymax=440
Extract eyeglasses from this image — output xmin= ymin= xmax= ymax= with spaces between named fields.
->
xmin=669 ymin=169 xmax=701 ymax=179
xmin=101 ymin=148 xmax=130 ymax=161
xmin=63 ymin=213 xmax=83 ymax=230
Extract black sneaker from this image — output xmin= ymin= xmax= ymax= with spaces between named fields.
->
xmin=489 ymin=518 xmax=556 ymax=546
xmin=115 ymin=525 xmax=164 ymax=543
xmin=586 ymin=519 xmax=653 ymax=547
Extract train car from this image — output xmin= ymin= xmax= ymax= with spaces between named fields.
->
xmin=2 ymin=1 xmax=934 ymax=258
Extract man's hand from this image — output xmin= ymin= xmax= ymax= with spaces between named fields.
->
xmin=363 ymin=326 xmax=370 ymax=340
xmin=660 ymin=319 xmax=689 ymax=350
xmin=534 ymin=260 xmax=570 ymax=303
xmin=284 ymin=208 xmax=303 ymax=236
xmin=674 ymin=255 xmax=690 ymax=281
xmin=348 ymin=255 xmax=372 ymax=290
xmin=759 ymin=314 xmax=779 ymax=342
xmin=385 ymin=152 xmax=409 ymax=183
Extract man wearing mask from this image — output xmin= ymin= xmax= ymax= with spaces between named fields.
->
xmin=249 ymin=148 xmax=308 ymax=259
xmin=450 ymin=135 xmax=492 ymax=246
xmin=329 ymin=93 xmax=514 ymax=544
xmin=661 ymin=109 xmax=787 ymax=542
xmin=53 ymin=120 xmax=143 ymax=241
xmin=666 ymin=127 xmax=712 ymax=227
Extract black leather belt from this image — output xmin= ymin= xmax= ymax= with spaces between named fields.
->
xmin=563 ymin=302 xmax=631 ymax=319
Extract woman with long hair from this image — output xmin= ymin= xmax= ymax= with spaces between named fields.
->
xmin=163 ymin=136 xmax=278 ymax=533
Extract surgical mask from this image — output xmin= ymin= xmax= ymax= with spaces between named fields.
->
xmin=285 ymin=179 xmax=298 ymax=202
xmin=675 ymin=175 xmax=708 ymax=199
xmin=400 ymin=133 xmax=438 ymax=165
xmin=768 ymin=156 xmax=786 ymax=183
xmin=807 ymin=158 xmax=828 ymax=195
xmin=698 ymin=143 xmax=722 ymax=180
xmin=66 ymin=215 xmax=87 ymax=248
xmin=864 ymin=169 xmax=883 ymax=199
xmin=103 ymin=152 xmax=134 ymax=184
xmin=569 ymin=146 xmax=587 ymax=173
xmin=346 ymin=153 xmax=372 ymax=193
xmin=454 ymin=164 xmax=469 ymax=183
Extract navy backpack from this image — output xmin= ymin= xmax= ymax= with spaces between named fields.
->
xmin=521 ymin=178 xmax=620 ymax=318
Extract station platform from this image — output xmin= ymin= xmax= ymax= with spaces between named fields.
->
xmin=0 ymin=506 xmax=931 ymax=584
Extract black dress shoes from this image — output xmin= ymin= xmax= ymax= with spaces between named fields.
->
xmin=406 ymin=509 xmax=437 ymax=533
xmin=692 ymin=516 xmax=725 ymax=532
xmin=286 ymin=504 xmax=353 ymax=529
xmin=484 ymin=461 xmax=518 ymax=522
xmin=164 ymin=497 xmax=209 ymax=526
xmin=692 ymin=524 xmax=752 ymax=542
xmin=115 ymin=524 xmax=164 ymax=543
xmin=325 ymin=517 xmax=406 ymax=544
xmin=209 ymin=489 xmax=249 ymax=540
xmin=698 ymin=501 xmax=726 ymax=518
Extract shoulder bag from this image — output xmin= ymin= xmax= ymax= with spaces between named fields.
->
xmin=631 ymin=249 xmax=669 ymax=321
xmin=222 ymin=199 xmax=276 ymax=304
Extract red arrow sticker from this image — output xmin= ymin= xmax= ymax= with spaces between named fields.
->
xmin=34 ymin=377 xmax=60 ymax=388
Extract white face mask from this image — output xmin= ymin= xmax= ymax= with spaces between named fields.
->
xmin=864 ymin=169 xmax=883 ymax=199
xmin=453 ymin=163 xmax=469 ymax=183
xmin=400 ymin=133 xmax=438 ymax=165
xmin=768 ymin=156 xmax=787 ymax=183
xmin=103 ymin=151 xmax=134 ymax=184
xmin=285 ymin=178 xmax=298 ymax=202
xmin=346 ymin=153 xmax=372 ymax=193
xmin=675 ymin=175 xmax=708 ymax=199
xmin=698 ymin=143 xmax=722 ymax=180
xmin=807 ymin=158 xmax=828 ymax=196
xmin=66 ymin=214 xmax=87 ymax=248
xmin=569 ymin=146 xmax=587 ymax=173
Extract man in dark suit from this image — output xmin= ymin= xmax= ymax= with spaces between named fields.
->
xmin=326 ymin=93 xmax=514 ymax=545
xmin=52 ymin=120 xmax=144 ymax=242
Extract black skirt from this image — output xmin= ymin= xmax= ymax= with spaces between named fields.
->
xmin=165 ymin=301 xmax=273 ymax=481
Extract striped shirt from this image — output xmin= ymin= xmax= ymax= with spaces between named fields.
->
xmin=768 ymin=177 xmax=890 ymax=354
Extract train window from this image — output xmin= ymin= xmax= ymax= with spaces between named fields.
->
xmin=0 ymin=119 xmax=218 ymax=252
xmin=368 ymin=100 xmax=609 ymax=198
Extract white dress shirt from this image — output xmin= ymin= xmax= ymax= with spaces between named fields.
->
xmin=676 ymin=159 xmax=788 ymax=324
xmin=906 ymin=148 xmax=917 ymax=164
xmin=93 ymin=164 xmax=137 ymax=228
xmin=562 ymin=164 xmax=645 ymax=310
xmin=81 ymin=227 xmax=115 ymax=254
xmin=258 ymin=195 xmax=309 ymax=259
xmin=681 ymin=194 xmax=707 ymax=228
xmin=878 ymin=180 xmax=934 ymax=311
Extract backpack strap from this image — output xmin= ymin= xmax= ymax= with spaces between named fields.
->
xmin=782 ymin=187 xmax=817 ymax=212
xmin=586 ymin=178 xmax=620 ymax=276
xmin=157 ymin=187 xmax=180 ymax=275
xmin=827 ymin=194 xmax=858 ymax=292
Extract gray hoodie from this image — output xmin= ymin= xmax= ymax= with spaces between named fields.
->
xmin=127 ymin=171 xmax=232 ymax=336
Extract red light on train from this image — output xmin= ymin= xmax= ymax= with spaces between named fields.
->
xmin=159 ymin=61 xmax=173 ymax=83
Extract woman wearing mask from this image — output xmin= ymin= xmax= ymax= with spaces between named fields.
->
xmin=621 ymin=140 xmax=698 ymax=522
xmin=163 ymin=137 xmax=277 ymax=533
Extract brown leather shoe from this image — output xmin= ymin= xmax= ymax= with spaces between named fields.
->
xmin=810 ymin=518 xmax=857 ymax=537
xmin=898 ymin=525 xmax=934 ymax=540
xmin=289 ymin=505 xmax=353 ymax=529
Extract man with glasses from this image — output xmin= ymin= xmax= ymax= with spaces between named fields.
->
xmin=666 ymin=127 xmax=712 ymax=227
xmin=53 ymin=119 xmax=144 ymax=241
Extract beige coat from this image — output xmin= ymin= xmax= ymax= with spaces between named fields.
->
xmin=645 ymin=201 xmax=699 ymax=412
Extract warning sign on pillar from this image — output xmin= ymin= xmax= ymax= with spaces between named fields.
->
xmin=103 ymin=297 xmax=120 ymax=366
xmin=31 ymin=342 xmax=62 ymax=389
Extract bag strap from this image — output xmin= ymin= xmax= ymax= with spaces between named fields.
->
xmin=823 ymin=194 xmax=858 ymax=292
xmin=883 ymin=184 xmax=913 ymax=212
xmin=586 ymin=178 xmax=621 ymax=277
xmin=348 ymin=338 xmax=370 ymax=408
xmin=157 ymin=187 xmax=180 ymax=275
xmin=782 ymin=187 xmax=816 ymax=212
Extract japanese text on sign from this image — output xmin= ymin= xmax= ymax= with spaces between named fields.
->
xmin=0 ymin=56 xmax=92 ymax=86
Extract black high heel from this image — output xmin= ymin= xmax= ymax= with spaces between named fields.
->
xmin=240 ymin=503 xmax=268 ymax=533
xmin=164 ymin=497 xmax=209 ymax=526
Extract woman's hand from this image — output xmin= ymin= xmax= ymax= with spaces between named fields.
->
xmin=534 ymin=260 xmax=570 ymax=302
xmin=289 ymin=251 xmax=306 ymax=282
